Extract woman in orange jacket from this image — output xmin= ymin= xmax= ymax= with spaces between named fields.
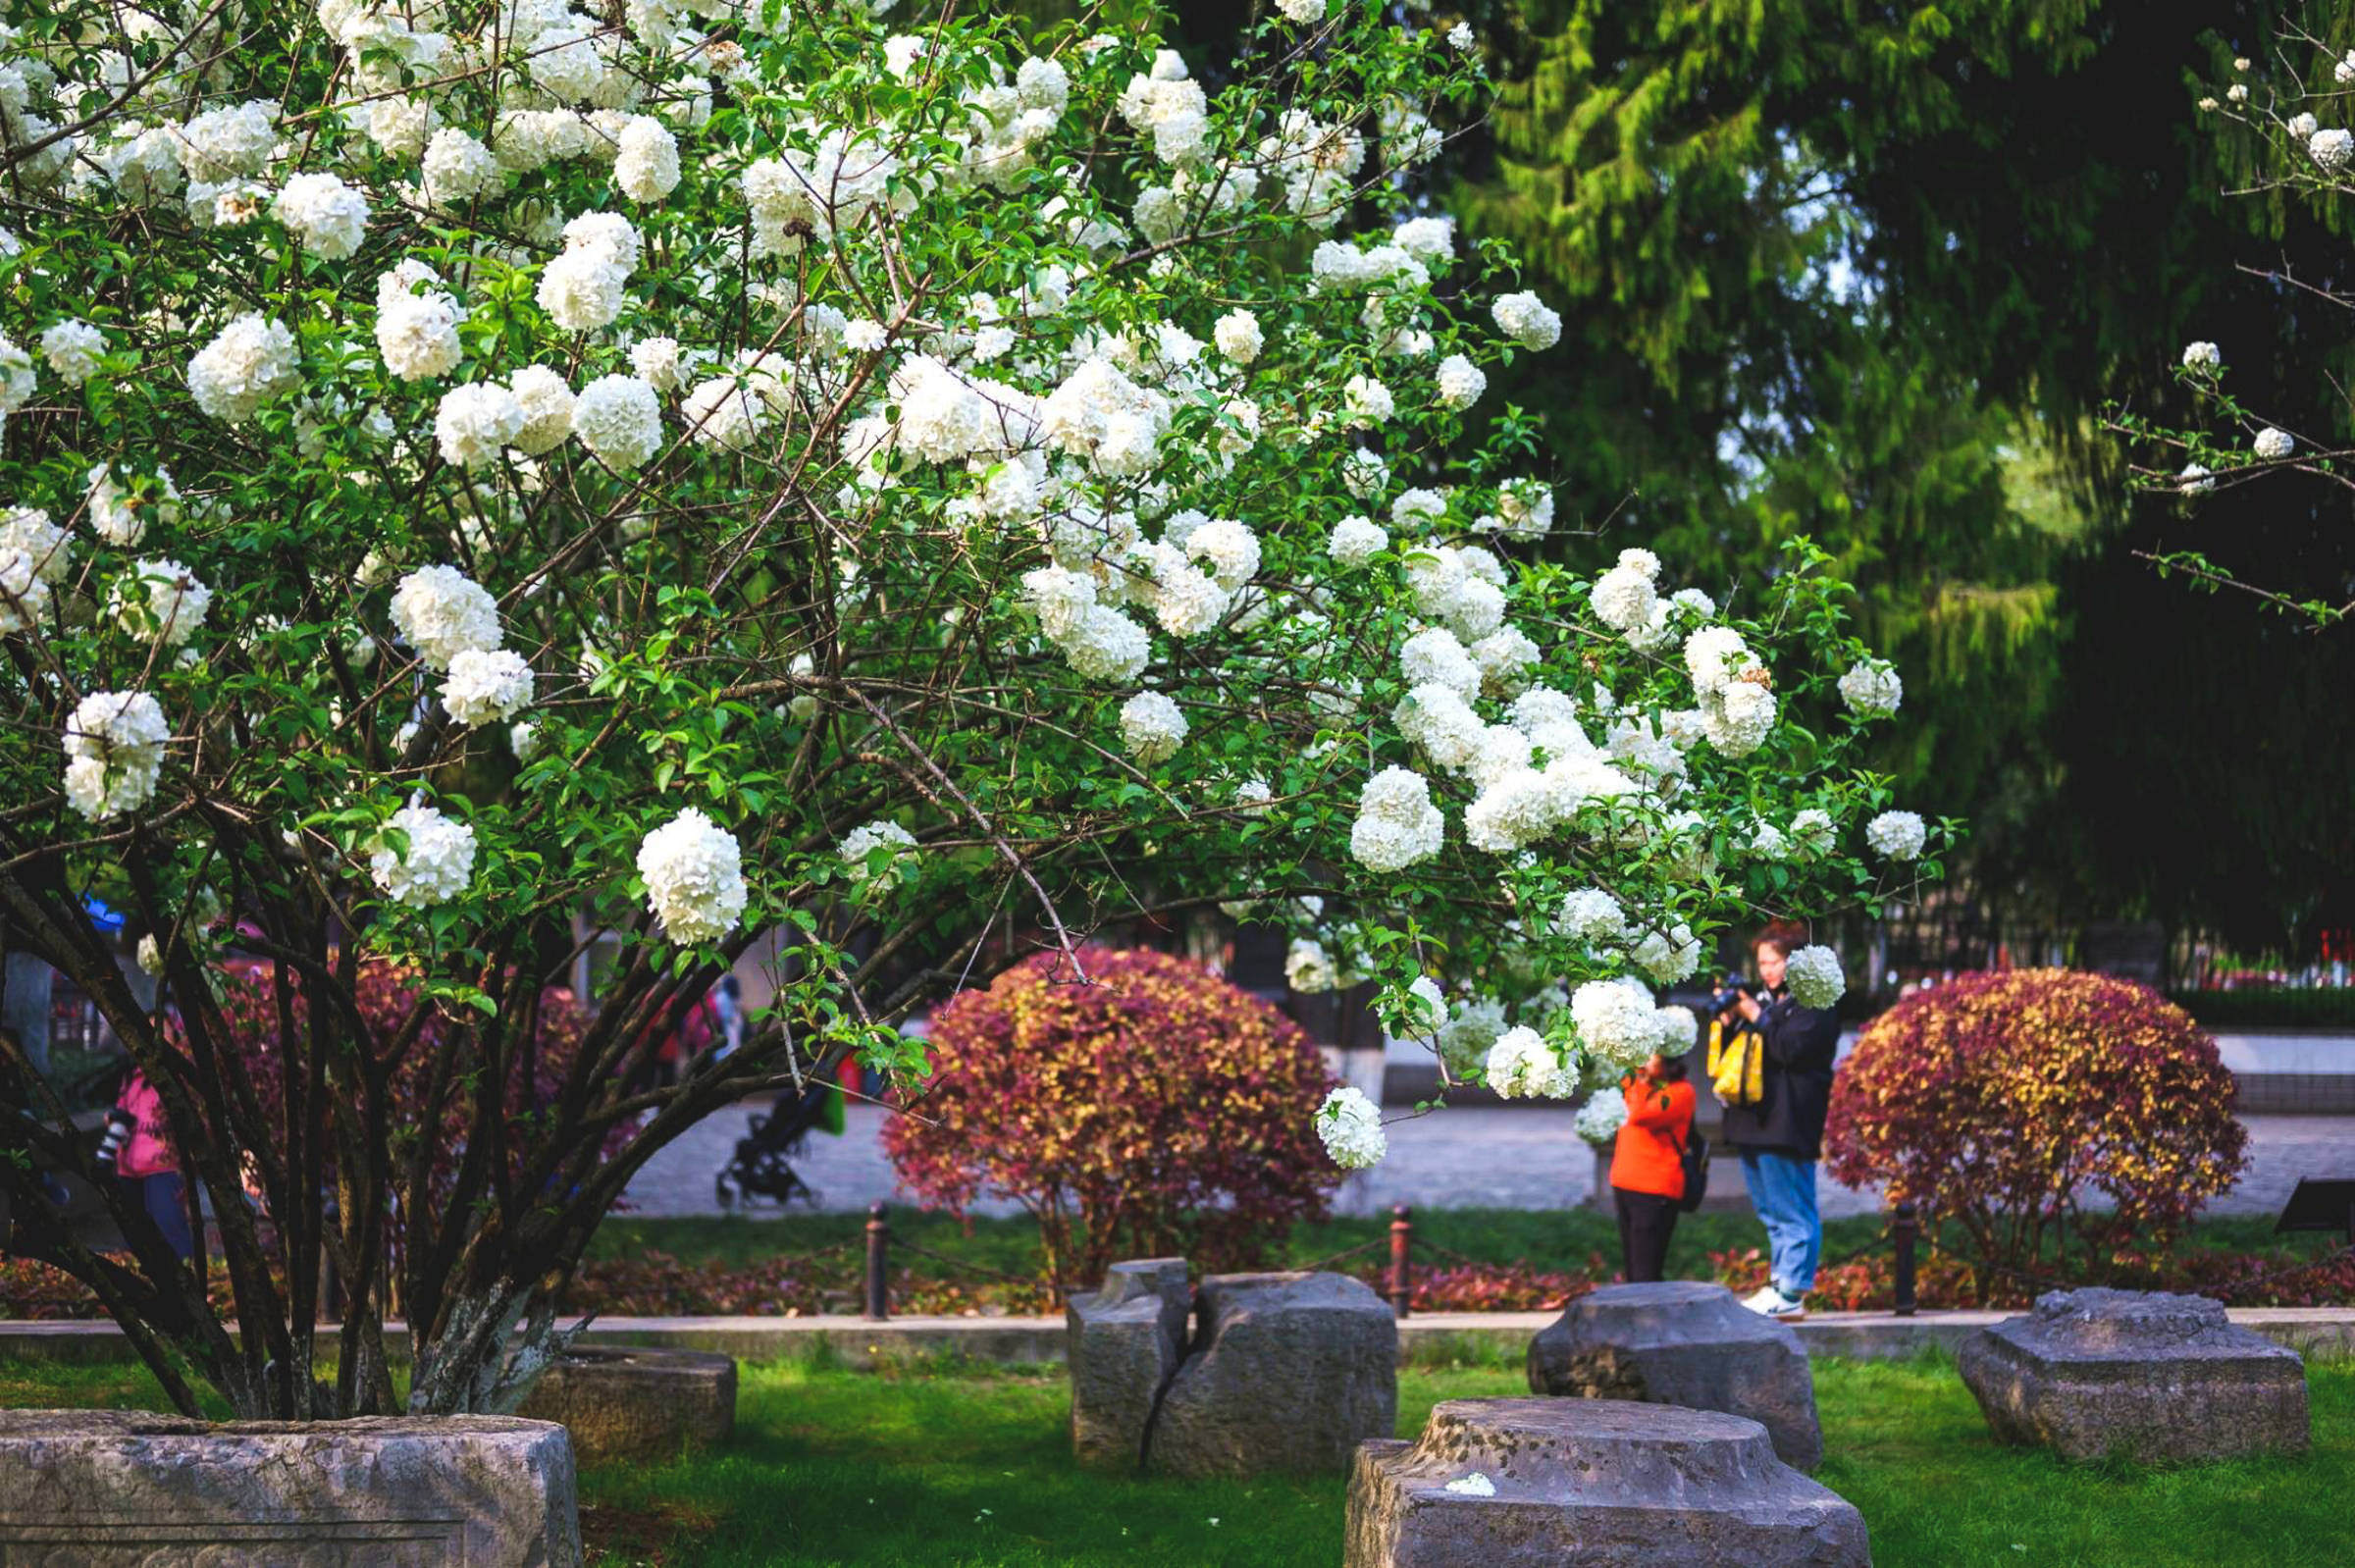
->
xmin=1609 ymin=1051 xmax=1696 ymax=1283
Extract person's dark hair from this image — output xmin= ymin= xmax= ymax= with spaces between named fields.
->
xmin=1652 ymin=1052 xmax=1689 ymax=1082
xmin=1752 ymin=919 xmax=1807 ymax=959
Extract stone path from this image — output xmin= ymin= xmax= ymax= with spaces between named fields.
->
xmin=622 ymin=1103 xmax=2355 ymax=1223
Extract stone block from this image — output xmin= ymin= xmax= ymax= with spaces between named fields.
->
xmin=1067 ymin=1257 xmax=1190 ymax=1470
xmin=0 ymin=1409 xmax=581 ymax=1566
xmin=1959 ymin=1287 xmax=2309 ymax=1464
xmin=1150 ymin=1270 xmax=1396 ymax=1478
xmin=1527 ymin=1280 xmax=1822 ymax=1470
xmin=515 ymin=1345 xmax=736 ymax=1468
xmin=1346 ymin=1396 xmax=1868 ymax=1567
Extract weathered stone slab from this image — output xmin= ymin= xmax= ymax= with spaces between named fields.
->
xmin=1150 ymin=1270 xmax=1396 ymax=1478
xmin=1527 ymin=1280 xmax=1823 ymax=1470
xmin=515 ymin=1344 xmax=736 ymax=1468
xmin=1346 ymin=1396 xmax=1869 ymax=1567
xmin=0 ymin=1410 xmax=581 ymax=1566
xmin=1067 ymin=1257 xmax=1190 ymax=1470
xmin=1959 ymin=1286 xmax=2308 ymax=1463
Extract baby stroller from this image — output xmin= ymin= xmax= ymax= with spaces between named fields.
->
xmin=713 ymin=1077 xmax=843 ymax=1210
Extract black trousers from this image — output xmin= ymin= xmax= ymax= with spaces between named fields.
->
xmin=1614 ymin=1186 xmax=1680 ymax=1283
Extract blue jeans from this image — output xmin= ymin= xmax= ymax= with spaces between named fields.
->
xmin=1738 ymin=1150 xmax=1820 ymax=1294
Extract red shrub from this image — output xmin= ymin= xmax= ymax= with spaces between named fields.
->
xmin=883 ymin=948 xmax=1340 ymax=1289
xmin=1824 ymin=969 xmax=2247 ymax=1300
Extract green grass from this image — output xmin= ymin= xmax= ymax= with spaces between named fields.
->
xmin=8 ymin=1354 xmax=2353 ymax=1565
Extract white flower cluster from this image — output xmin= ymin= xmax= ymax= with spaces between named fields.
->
xmin=1866 ymin=810 xmax=1926 ymax=861
xmin=1572 ymin=978 xmax=1664 ymax=1074
xmin=110 ymin=558 xmax=210 ymax=647
xmin=2180 ymin=340 xmax=2221 ymax=372
xmin=1349 ymin=765 xmax=1446 ymax=871
xmin=390 ymin=564 xmax=499 ymax=672
xmin=1316 ymin=1085 xmax=1386 ymax=1170
xmin=1119 ymin=690 xmax=1187 ymax=763
xmin=63 ymin=690 xmax=169 ymax=820
xmin=840 ymin=818 xmax=917 ymax=888
xmin=377 ymin=262 xmax=463 ymax=382
xmin=1492 ymin=290 xmax=1562 ymax=349
xmin=1785 ymin=944 xmax=1847 ymax=1010
xmin=369 ymin=803 xmax=478 ymax=907
xmin=1286 ymin=937 xmax=1338 ymax=993
xmin=186 ymin=314 xmax=297 ymax=422
xmin=637 ymin=808 xmax=749 ymax=943
xmin=2254 ymin=427 xmax=2295 ymax=460
xmin=1573 ymin=1086 xmax=1627 ymax=1146
xmin=1838 ymin=659 xmax=1903 ymax=718
xmin=1486 ymin=1024 xmax=1578 ymax=1099
xmin=41 ymin=321 xmax=105 ymax=386
xmin=539 ymin=211 xmax=641 ymax=333
xmin=442 ymin=649 xmax=536 ymax=726
xmin=275 ymin=173 xmax=370 ymax=259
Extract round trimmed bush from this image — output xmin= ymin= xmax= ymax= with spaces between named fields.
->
xmin=1824 ymin=968 xmax=2247 ymax=1297
xmin=883 ymin=948 xmax=1339 ymax=1289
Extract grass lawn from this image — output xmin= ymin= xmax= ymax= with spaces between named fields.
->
xmin=6 ymin=1351 xmax=2351 ymax=1566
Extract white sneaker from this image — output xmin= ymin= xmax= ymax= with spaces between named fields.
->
xmin=1761 ymin=1289 xmax=1808 ymax=1323
xmin=1740 ymin=1285 xmax=1783 ymax=1314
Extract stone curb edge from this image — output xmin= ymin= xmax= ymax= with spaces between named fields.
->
xmin=1 ymin=1308 xmax=2349 ymax=1369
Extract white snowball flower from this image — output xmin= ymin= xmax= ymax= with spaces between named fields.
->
xmin=1557 ymin=887 xmax=1628 ymax=945
xmin=0 ymin=509 xmax=66 ymax=602
xmin=1343 ymin=374 xmax=1395 ymax=425
xmin=1790 ymin=808 xmax=1837 ymax=858
xmin=1574 ymin=1086 xmax=1627 ymax=1146
xmin=573 ymin=374 xmax=664 ymax=469
xmin=1397 ymin=975 xmax=1448 ymax=1034
xmin=2291 ymin=112 xmax=2321 ymax=139
xmin=1654 ymin=1004 xmax=1697 ymax=1055
xmin=1286 ymin=937 xmax=1338 ymax=994
xmin=1277 ymin=0 xmax=1326 ymax=22
xmin=1572 ymin=977 xmax=1660 ymax=1071
xmin=631 ymin=336 xmax=687 ymax=392
xmin=369 ymin=804 xmax=478 ymax=908
xmin=274 ymin=173 xmax=370 ymax=259
xmin=376 ymin=281 xmax=464 ymax=383
xmin=510 ymin=720 xmax=541 ymax=761
xmin=1487 ymin=1025 xmax=1577 ymax=1099
xmin=62 ymin=690 xmax=169 ymax=820
xmin=1214 ymin=309 xmax=1263 ymax=363
xmin=615 ymin=115 xmax=681 ymax=202
xmin=1632 ymin=923 xmax=1701 ymax=986
xmin=843 ymin=318 xmax=889 ymax=352
xmin=186 ymin=314 xmax=299 ymax=422
xmin=1447 ymin=22 xmax=1475 ymax=50
xmin=2254 ymin=427 xmax=2295 ymax=460
xmin=389 ymin=564 xmax=500 ymax=671
xmin=1185 ymin=517 xmax=1261 ymax=592
xmin=0 ymin=336 xmax=30 ymax=419
xmin=2180 ymin=340 xmax=2222 ymax=372
xmin=1435 ymin=353 xmax=1486 ymax=411
xmin=2310 ymin=128 xmax=2354 ymax=171
xmin=839 ymin=818 xmax=918 ymax=888
xmin=177 ymin=100 xmax=276 ymax=181
xmin=1492 ymin=289 xmax=1562 ymax=349
xmin=1590 ymin=560 xmax=1657 ymax=634
xmin=1683 ymin=626 xmax=1756 ymax=695
xmin=435 ymin=382 xmax=527 ymax=469
xmin=1119 ymin=690 xmax=1187 ymax=763
xmin=2177 ymin=464 xmax=2215 ymax=496
xmin=40 ymin=321 xmax=106 ymax=386
xmin=422 ymin=127 xmax=501 ymax=204
xmin=1349 ymin=765 xmax=1445 ymax=871
xmin=1316 ymin=1085 xmax=1386 ymax=1170
xmin=1330 ymin=515 xmax=1388 ymax=566
xmin=440 ymin=648 xmax=535 ymax=726
xmin=539 ymin=246 xmax=629 ymax=332
xmin=1866 ymin=809 xmax=1927 ymax=861
xmin=1400 ymin=626 xmax=1482 ymax=701
xmin=636 ymin=807 xmax=749 ymax=943
xmin=495 ymin=364 xmax=572 ymax=454
xmin=1785 ymin=945 xmax=1847 ymax=1011
xmin=111 ymin=557 xmax=211 ymax=647
xmin=87 ymin=466 xmax=178 ymax=548
xmin=136 ymin=934 xmax=164 ymax=977
xmin=1838 ymin=658 xmax=1903 ymax=718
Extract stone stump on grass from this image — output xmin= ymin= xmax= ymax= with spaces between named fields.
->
xmin=1148 ymin=1270 xmax=1396 ymax=1478
xmin=517 ymin=1344 xmax=737 ymax=1468
xmin=0 ymin=1410 xmax=581 ymax=1566
xmin=1067 ymin=1257 xmax=1191 ymax=1470
xmin=1346 ymin=1396 xmax=1869 ymax=1567
xmin=1527 ymin=1280 xmax=1823 ymax=1470
xmin=1958 ymin=1286 xmax=2308 ymax=1463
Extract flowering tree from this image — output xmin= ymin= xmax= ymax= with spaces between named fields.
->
xmin=884 ymin=947 xmax=1335 ymax=1288
xmin=1824 ymin=969 xmax=2247 ymax=1297
xmin=2120 ymin=30 xmax=2355 ymax=628
xmin=0 ymin=0 xmax=1937 ymax=1420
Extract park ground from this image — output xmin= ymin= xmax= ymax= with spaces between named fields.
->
xmin=2 ymin=1345 xmax=2349 ymax=1567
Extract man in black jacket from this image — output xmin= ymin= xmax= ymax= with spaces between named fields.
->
xmin=1717 ymin=929 xmax=1842 ymax=1321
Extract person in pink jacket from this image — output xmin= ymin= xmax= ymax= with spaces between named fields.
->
xmin=109 ymin=1067 xmax=193 ymax=1261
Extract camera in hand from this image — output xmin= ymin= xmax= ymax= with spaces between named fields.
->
xmin=1705 ymin=976 xmax=1759 ymax=1020
xmin=92 ymin=1107 xmax=135 ymax=1174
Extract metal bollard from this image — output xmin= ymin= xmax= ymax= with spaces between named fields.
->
xmin=1892 ymin=1201 xmax=1918 ymax=1318
xmin=1388 ymin=1204 xmax=1412 ymax=1320
xmin=864 ymin=1201 xmax=890 ymax=1321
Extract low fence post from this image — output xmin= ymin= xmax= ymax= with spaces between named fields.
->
xmin=1388 ymin=1204 xmax=1412 ymax=1320
xmin=864 ymin=1202 xmax=890 ymax=1321
xmin=1892 ymin=1201 xmax=1918 ymax=1318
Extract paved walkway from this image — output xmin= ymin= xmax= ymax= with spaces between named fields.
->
xmin=622 ymin=1103 xmax=2355 ymax=1222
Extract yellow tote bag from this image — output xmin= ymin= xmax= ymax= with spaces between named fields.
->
xmin=1706 ymin=1017 xmax=1764 ymax=1107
